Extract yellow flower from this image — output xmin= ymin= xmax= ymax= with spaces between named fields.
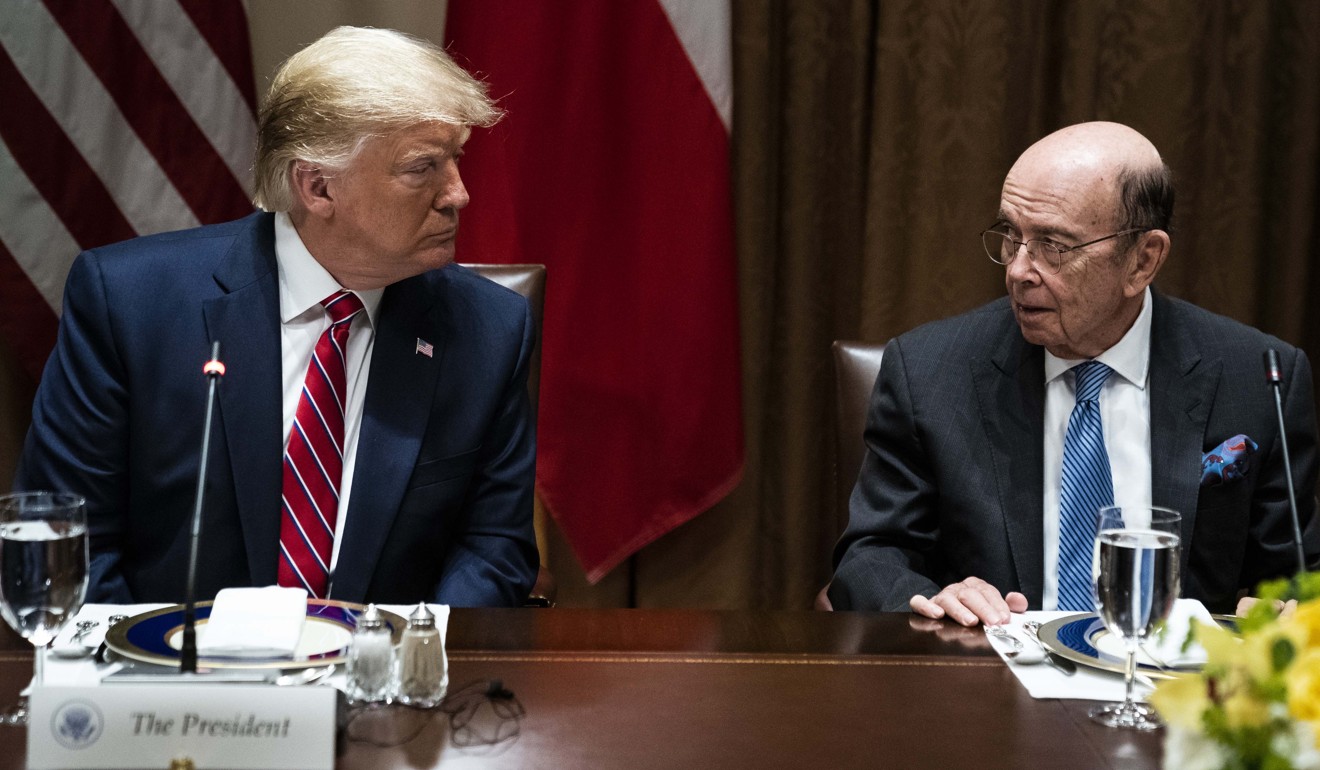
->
xmin=1198 ymin=620 xmax=1244 ymax=666
xmin=1223 ymin=688 xmax=1271 ymax=729
xmin=1288 ymin=601 xmax=1320 ymax=649
xmin=1289 ymin=649 xmax=1320 ymax=725
xmin=1150 ymin=675 xmax=1211 ymax=730
xmin=1199 ymin=619 xmax=1280 ymax=685
xmin=1150 ymin=577 xmax=1320 ymax=766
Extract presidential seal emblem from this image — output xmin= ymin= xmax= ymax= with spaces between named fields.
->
xmin=51 ymin=699 xmax=104 ymax=749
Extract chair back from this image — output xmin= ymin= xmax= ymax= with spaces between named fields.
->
xmin=832 ymin=340 xmax=886 ymax=531
xmin=816 ymin=340 xmax=885 ymax=611
xmin=459 ymin=263 xmax=555 ymax=606
xmin=460 ymin=263 xmax=546 ymax=423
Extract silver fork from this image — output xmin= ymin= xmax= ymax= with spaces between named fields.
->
xmin=70 ymin=620 xmax=99 ymax=644
xmin=1022 ymin=620 xmax=1078 ymax=675
xmin=51 ymin=620 xmax=102 ymax=658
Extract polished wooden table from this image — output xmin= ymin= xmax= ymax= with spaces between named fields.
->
xmin=0 ymin=609 xmax=1162 ymax=769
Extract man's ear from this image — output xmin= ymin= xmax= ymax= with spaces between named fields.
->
xmin=1125 ymin=229 xmax=1170 ymax=297
xmin=290 ymin=162 xmax=334 ymax=219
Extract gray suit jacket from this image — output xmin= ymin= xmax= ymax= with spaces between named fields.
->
xmin=829 ymin=292 xmax=1318 ymax=613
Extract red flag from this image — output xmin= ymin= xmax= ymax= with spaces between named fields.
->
xmin=446 ymin=1 xmax=743 ymax=581
xmin=0 ymin=0 xmax=256 ymax=380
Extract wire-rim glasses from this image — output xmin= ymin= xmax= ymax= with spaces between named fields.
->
xmin=981 ymin=228 xmax=1150 ymax=273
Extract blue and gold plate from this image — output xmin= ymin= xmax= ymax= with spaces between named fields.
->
xmin=1037 ymin=613 xmax=1235 ymax=679
xmin=104 ymin=599 xmax=405 ymax=669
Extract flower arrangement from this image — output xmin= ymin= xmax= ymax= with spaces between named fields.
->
xmin=1152 ymin=573 xmax=1320 ymax=769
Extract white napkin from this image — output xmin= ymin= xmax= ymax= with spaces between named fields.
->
xmin=992 ymin=611 xmax=1154 ymax=701
xmin=197 ymin=586 xmax=307 ymax=658
xmin=1146 ymin=598 xmax=1215 ymax=667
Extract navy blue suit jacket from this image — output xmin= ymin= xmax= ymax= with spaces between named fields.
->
xmin=17 ymin=212 xmax=538 ymax=607
xmin=830 ymin=293 xmax=1318 ymax=614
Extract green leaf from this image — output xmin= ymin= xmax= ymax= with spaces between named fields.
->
xmin=1272 ymin=637 xmax=1296 ymax=673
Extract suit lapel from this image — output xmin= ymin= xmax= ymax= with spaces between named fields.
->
xmin=1147 ymin=293 xmax=1216 ymax=556
xmin=972 ymin=319 xmax=1046 ymax=604
xmin=331 ymin=274 xmax=446 ymax=602
xmin=202 ymin=214 xmax=284 ymax=586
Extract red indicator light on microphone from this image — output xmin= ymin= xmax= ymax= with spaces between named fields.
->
xmin=203 ymin=360 xmax=226 ymax=377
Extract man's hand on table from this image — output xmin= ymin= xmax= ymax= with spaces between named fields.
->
xmin=909 ymin=577 xmax=1027 ymax=627
xmin=1235 ymin=596 xmax=1298 ymax=618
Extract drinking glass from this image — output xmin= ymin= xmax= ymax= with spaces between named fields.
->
xmin=0 ymin=492 xmax=89 ymax=726
xmin=1090 ymin=505 xmax=1181 ymax=729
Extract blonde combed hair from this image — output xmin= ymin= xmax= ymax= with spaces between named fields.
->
xmin=253 ymin=26 xmax=502 ymax=212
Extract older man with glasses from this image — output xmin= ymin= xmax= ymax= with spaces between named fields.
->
xmin=829 ymin=121 xmax=1317 ymax=626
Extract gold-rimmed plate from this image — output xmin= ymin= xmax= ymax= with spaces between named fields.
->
xmin=1037 ymin=613 xmax=1235 ymax=679
xmin=104 ymin=599 xmax=405 ymax=669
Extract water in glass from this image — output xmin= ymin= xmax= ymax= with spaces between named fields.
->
xmin=1095 ymin=528 xmax=1179 ymax=643
xmin=1089 ymin=505 xmax=1181 ymax=731
xmin=0 ymin=519 xmax=88 ymax=646
xmin=0 ymin=492 xmax=89 ymax=726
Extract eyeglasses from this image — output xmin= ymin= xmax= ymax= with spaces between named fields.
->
xmin=981 ymin=228 xmax=1149 ymax=273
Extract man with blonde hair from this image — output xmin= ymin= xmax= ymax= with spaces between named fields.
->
xmin=17 ymin=27 xmax=539 ymax=607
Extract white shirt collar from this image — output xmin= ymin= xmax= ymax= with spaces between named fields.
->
xmin=1043 ymin=286 xmax=1152 ymax=388
xmin=273 ymin=212 xmax=384 ymax=325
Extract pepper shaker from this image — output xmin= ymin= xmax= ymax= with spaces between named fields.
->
xmin=395 ymin=602 xmax=447 ymax=707
xmin=346 ymin=603 xmax=393 ymax=703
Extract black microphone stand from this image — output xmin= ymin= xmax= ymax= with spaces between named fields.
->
xmin=182 ymin=341 xmax=225 ymax=674
xmin=1264 ymin=349 xmax=1306 ymax=577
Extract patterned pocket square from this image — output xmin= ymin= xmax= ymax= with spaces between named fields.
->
xmin=1201 ymin=434 xmax=1258 ymax=487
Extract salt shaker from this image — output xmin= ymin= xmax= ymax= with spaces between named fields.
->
xmin=346 ymin=603 xmax=393 ymax=703
xmin=395 ymin=602 xmax=447 ymax=707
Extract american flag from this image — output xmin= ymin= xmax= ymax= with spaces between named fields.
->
xmin=0 ymin=0 xmax=257 ymax=381
xmin=415 ymin=338 xmax=434 ymax=358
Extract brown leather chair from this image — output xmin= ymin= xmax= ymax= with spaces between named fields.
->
xmin=816 ymin=340 xmax=886 ymax=610
xmin=460 ymin=263 xmax=556 ymax=607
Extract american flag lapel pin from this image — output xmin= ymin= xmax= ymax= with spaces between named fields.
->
xmin=415 ymin=338 xmax=434 ymax=358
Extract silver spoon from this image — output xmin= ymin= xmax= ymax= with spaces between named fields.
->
xmin=985 ymin=625 xmax=1045 ymax=664
xmin=50 ymin=620 xmax=100 ymax=658
xmin=273 ymin=664 xmax=336 ymax=687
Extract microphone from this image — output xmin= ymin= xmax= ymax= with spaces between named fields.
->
xmin=181 ymin=341 xmax=225 ymax=674
xmin=1264 ymin=349 xmax=1306 ymax=575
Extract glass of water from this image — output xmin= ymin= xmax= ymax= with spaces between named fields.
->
xmin=0 ymin=492 xmax=89 ymax=725
xmin=1090 ymin=505 xmax=1181 ymax=729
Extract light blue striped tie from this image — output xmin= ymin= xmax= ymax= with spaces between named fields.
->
xmin=1058 ymin=361 xmax=1114 ymax=612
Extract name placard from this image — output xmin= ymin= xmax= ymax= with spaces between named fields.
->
xmin=28 ymin=684 xmax=336 ymax=769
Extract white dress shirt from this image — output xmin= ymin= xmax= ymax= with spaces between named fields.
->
xmin=274 ymin=212 xmax=384 ymax=576
xmin=1040 ymin=287 xmax=1154 ymax=610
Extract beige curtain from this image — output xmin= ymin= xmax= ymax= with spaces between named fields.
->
xmin=3 ymin=1 xmax=1317 ymax=610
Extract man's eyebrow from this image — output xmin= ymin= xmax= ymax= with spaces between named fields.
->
xmin=394 ymin=144 xmax=453 ymax=167
xmin=995 ymin=211 xmax=1078 ymax=241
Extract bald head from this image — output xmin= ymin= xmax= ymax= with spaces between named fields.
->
xmin=1018 ymin=121 xmax=1161 ymax=180
xmin=1007 ymin=121 xmax=1173 ymax=236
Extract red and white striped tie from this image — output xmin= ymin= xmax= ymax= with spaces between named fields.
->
xmin=277 ymin=290 xmax=364 ymax=597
